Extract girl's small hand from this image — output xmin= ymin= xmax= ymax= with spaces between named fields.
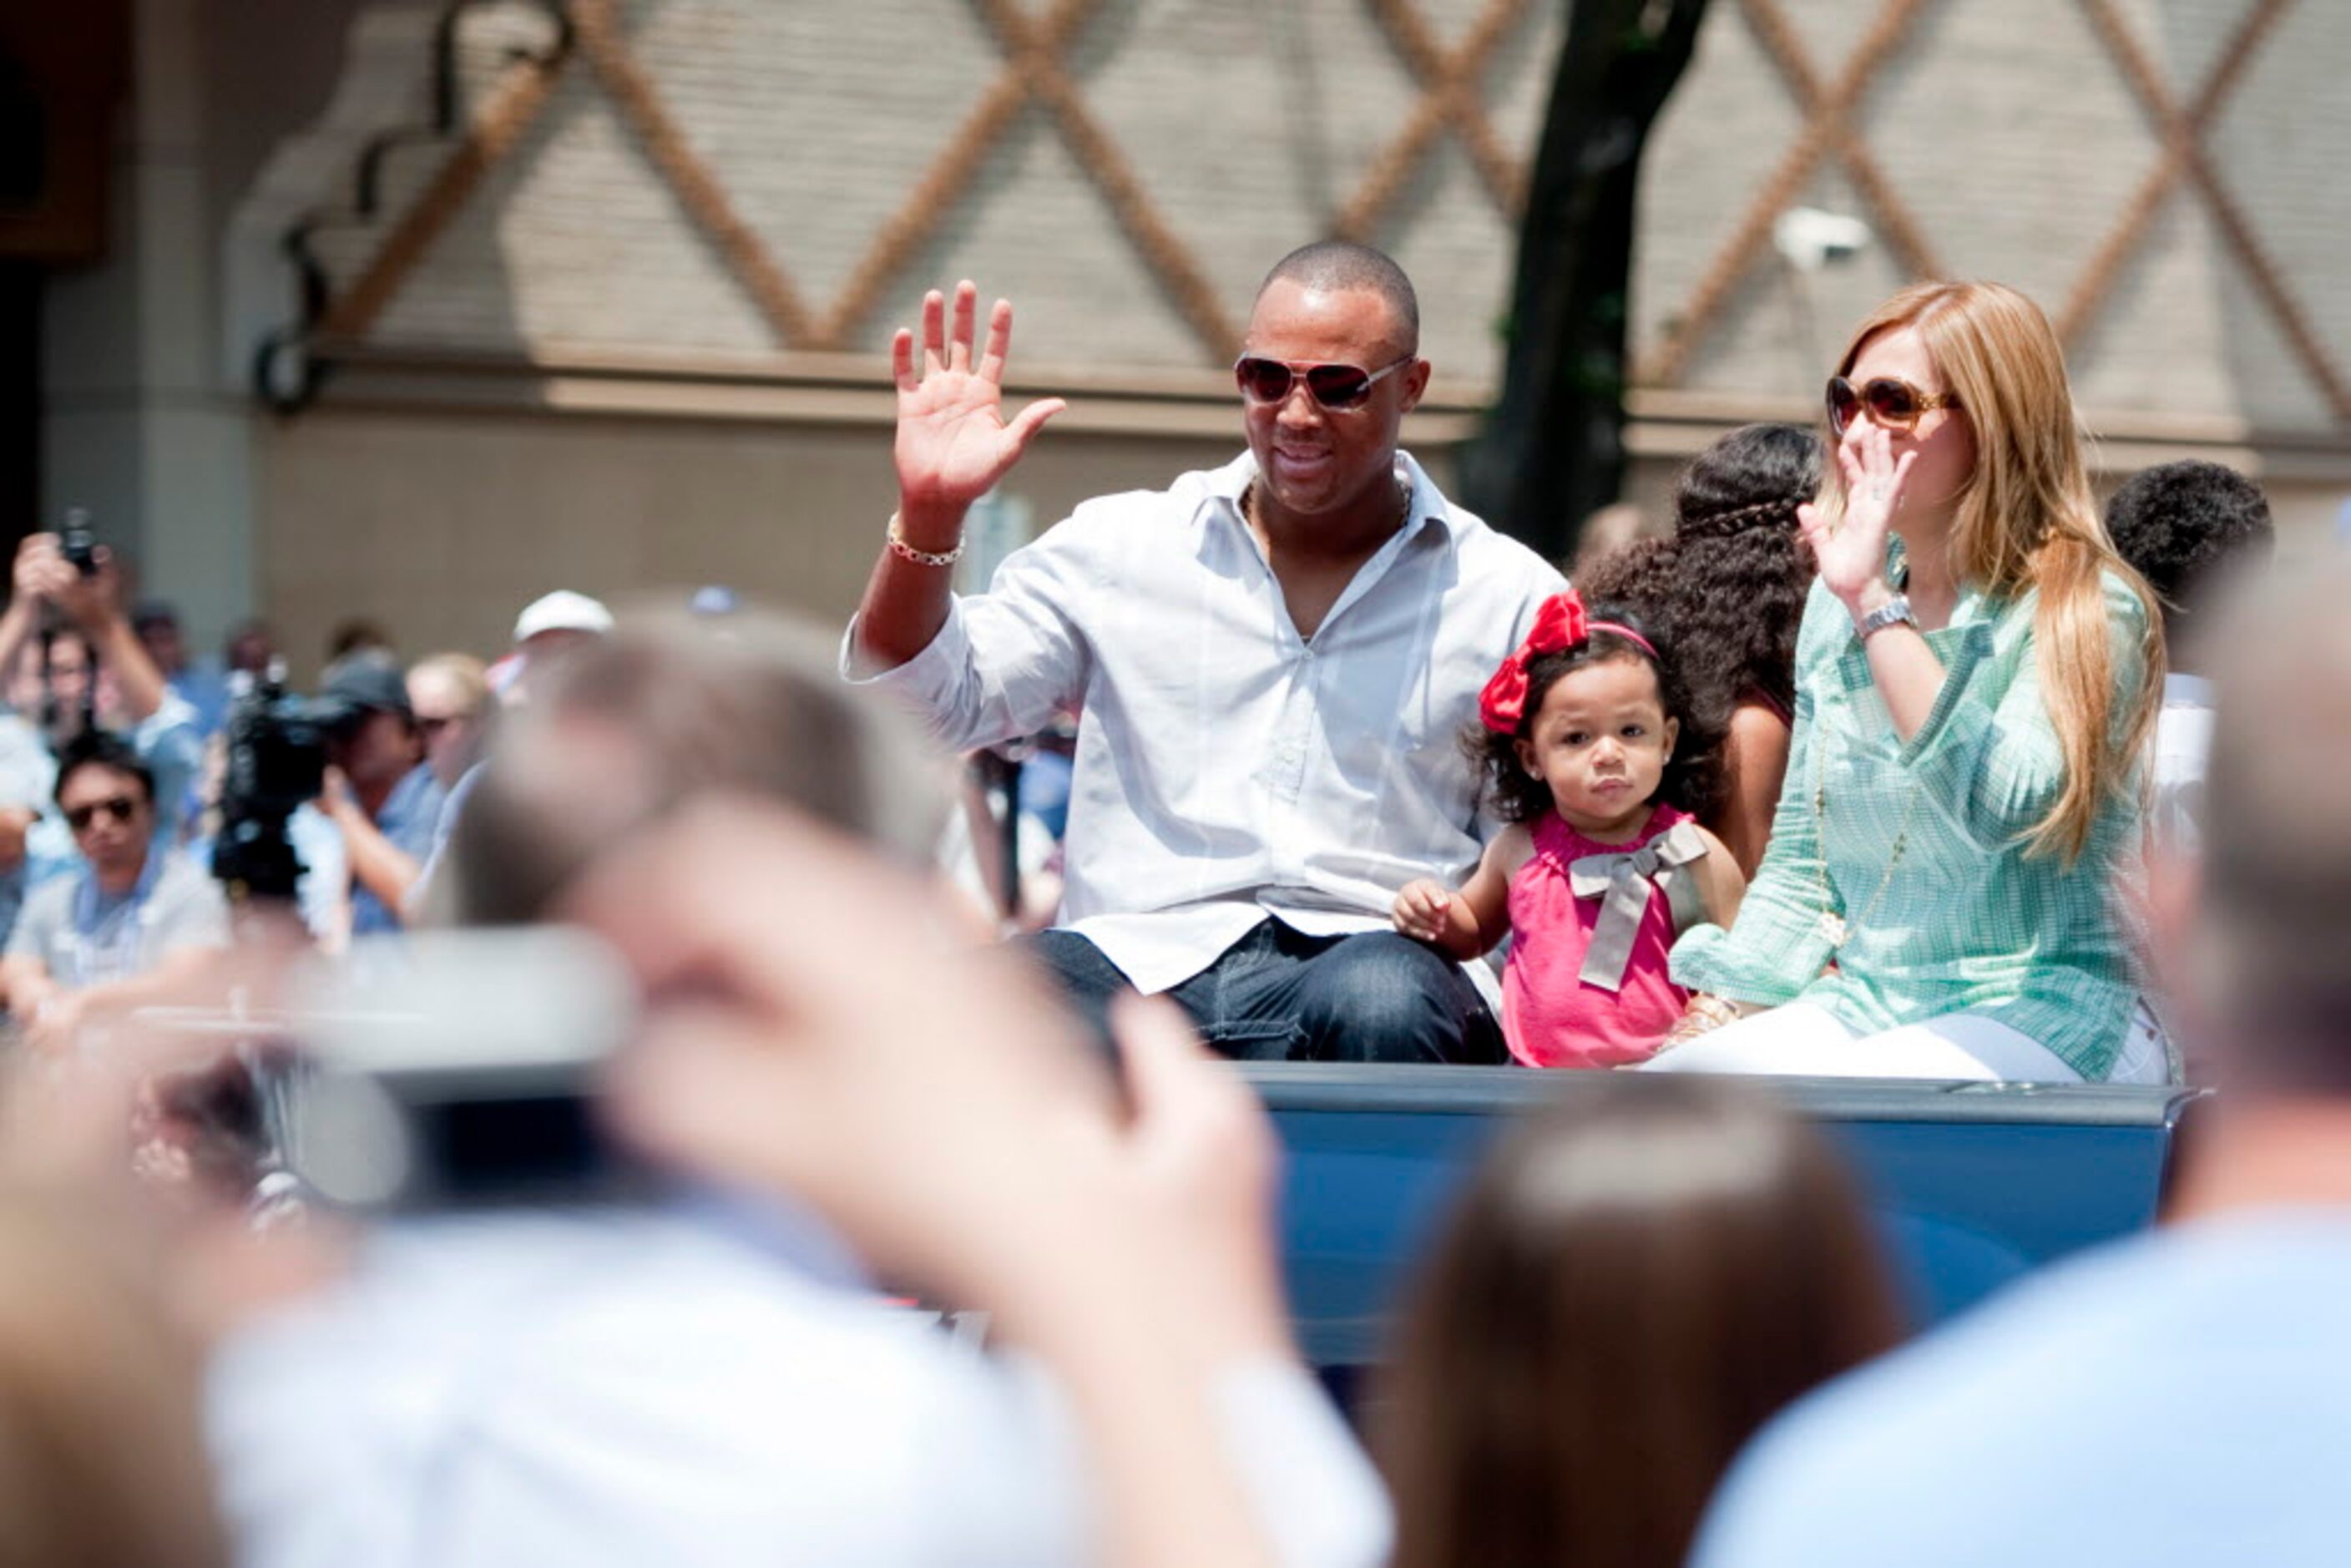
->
xmin=1798 ymin=420 xmax=1916 ymax=613
xmin=1392 ymin=879 xmax=1453 ymax=943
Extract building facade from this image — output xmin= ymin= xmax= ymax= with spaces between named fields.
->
xmin=37 ymin=0 xmax=2351 ymax=666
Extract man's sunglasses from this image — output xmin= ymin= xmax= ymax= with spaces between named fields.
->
xmin=64 ymin=795 xmax=139 ymax=832
xmin=1234 ymin=355 xmax=1416 ymax=412
xmin=1826 ymin=375 xmax=1962 ymax=438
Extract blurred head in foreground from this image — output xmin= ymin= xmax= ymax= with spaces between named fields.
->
xmin=1378 ymin=1075 xmax=1901 ymax=1568
xmin=0 ymin=1192 xmax=225 ymax=1565
xmin=2155 ymin=563 xmax=2351 ymax=1095
xmin=445 ymin=607 xmax=944 ymax=924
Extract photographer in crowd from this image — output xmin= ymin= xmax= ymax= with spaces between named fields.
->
xmin=0 ymin=534 xmax=205 ymax=822
xmin=0 ymin=731 xmax=228 ymax=1050
xmin=0 ymin=533 xmax=205 ymax=945
xmin=312 ymin=661 xmax=446 ymax=936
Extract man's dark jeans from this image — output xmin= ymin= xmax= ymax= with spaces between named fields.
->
xmin=1029 ymin=920 xmax=1506 ymax=1065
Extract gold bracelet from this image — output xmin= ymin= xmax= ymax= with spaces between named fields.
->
xmin=887 ymin=512 xmax=964 ymax=569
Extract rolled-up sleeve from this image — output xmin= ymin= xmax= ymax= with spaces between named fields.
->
xmin=1875 ymin=574 xmax=2147 ymax=854
xmin=842 ymin=529 xmax=1095 ymax=756
xmin=1672 ymin=680 xmax=1838 ymax=1006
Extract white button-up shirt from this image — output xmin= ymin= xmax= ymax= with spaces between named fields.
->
xmin=849 ymin=451 xmax=1565 ymax=993
xmin=210 ymin=1207 xmax=1392 ymax=1568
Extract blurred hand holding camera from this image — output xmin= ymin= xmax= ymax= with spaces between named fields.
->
xmin=50 ymin=547 xmax=122 ymax=635
xmin=577 ymin=799 xmax=1282 ymax=1343
xmin=11 ymin=532 xmax=76 ymax=607
xmin=574 ymin=797 xmax=1284 ymax=1568
xmin=312 ymin=764 xmax=359 ymax=824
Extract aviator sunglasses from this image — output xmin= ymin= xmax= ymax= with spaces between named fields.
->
xmin=64 ymin=795 xmax=139 ymax=832
xmin=1234 ymin=354 xmax=1416 ymax=412
xmin=1826 ymin=375 xmax=1962 ymax=439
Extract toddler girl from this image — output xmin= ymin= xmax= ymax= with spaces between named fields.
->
xmin=1393 ymin=592 xmax=1743 ymax=1067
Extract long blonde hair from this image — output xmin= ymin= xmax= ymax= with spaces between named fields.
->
xmin=1822 ymin=281 xmax=2163 ymax=862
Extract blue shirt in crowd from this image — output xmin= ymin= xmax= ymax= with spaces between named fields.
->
xmin=351 ymin=763 xmax=447 ymax=936
xmin=1694 ymin=1212 xmax=2351 ymax=1566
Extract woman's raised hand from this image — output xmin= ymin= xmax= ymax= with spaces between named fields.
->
xmin=1797 ymin=421 xmax=1916 ymax=611
xmin=892 ymin=281 xmax=1067 ymax=520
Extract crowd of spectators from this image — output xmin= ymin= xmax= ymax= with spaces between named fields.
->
xmin=0 ymin=552 xmax=619 ymax=1011
xmin=0 ymin=235 xmax=2323 ymax=1566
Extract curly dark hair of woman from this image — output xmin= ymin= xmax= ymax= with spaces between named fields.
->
xmin=1580 ymin=424 xmax=1822 ymax=721
xmin=1469 ymin=604 xmax=1726 ymax=827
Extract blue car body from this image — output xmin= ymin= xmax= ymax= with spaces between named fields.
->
xmin=1241 ymin=1065 xmax=2201 ymax=1368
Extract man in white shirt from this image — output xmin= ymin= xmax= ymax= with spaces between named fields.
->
xmin=849 ymin=243 xmax=1565 ymax=1063
xmin=3 ymin=731 xmax=229 ymax=1050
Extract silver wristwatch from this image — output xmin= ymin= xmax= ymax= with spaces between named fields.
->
xmin=1854 ymin=593 xmax=1916 ymax=640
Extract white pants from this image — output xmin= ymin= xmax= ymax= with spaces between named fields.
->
xmin=1639 ymin=1001 xmax=2171 ymax=1085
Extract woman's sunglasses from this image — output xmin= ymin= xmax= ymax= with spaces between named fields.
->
xmin=1826 ymin=375 xmax=1961 ymax=438
xmin=1233 ymin=354 xmax=1416 ymax=412
xmin=64 ymin=795 xmax=139 ymax=832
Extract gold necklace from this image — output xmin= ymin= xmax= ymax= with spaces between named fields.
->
xmin=1810 ymin=723 xmax=1915 ymax=950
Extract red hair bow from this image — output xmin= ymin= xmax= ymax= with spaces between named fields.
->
xmin=1479 ymin=591 xmax=1588 ymax=735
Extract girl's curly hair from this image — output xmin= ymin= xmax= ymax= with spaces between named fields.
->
xmin=1580 ymin=423 xmax=1821 ymax=723
xmin=1470 ymin=604 xmax=1726 ymax=826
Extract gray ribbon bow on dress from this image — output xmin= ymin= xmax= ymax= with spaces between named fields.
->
xmin=1565 ymin=820 xmax=1711 ymax=992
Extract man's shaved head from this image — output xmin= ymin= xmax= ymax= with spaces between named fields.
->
xmin=2190 ymin=562 xmax=2351 ymax=1089
xmin=1257 ymin=242 xmax=1419 ymax=356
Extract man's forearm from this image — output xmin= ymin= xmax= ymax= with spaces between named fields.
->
xmin=851 ymin=498 xmax=967 ymax=670
xmin=88 ymin=614 xmax=168 ymax=721
xmin=336 ymin=808 xmax=422 ymax=911
xmin=60 ymin=948 xmax=215 ymax=1020
xmin=0 ymin=599 xmax=38 ymax=694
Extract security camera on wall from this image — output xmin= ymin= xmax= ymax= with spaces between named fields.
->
xmin=1773 ymin=207 xmax=1874 ymax=272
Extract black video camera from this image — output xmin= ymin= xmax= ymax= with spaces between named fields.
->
xmin=212 ymin=669 xmax=343 ymax=903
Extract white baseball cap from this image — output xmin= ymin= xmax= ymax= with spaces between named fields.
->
xmin=513 ymin=589 xmax=614 ymax=644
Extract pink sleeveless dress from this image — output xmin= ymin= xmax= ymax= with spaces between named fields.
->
xmin=1502 ymin=805 xmax=1698 ymax=1069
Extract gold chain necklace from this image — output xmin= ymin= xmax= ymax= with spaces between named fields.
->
xmin=1810 ymin=722 xmax=1916 ymax=949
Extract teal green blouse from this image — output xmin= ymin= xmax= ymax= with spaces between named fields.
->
xmin=1671 ymin=566 xmax=2149 ymax=1080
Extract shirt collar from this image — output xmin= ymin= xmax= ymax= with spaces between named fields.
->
xmin=1201 ymin=448 xmax=1461 ymax=546
xmin=74 ymin=849 xmax=163 ymax=935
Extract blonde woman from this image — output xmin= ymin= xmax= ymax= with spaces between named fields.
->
xmin=1650 ymin=281 xmax=2166 ymax=1083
